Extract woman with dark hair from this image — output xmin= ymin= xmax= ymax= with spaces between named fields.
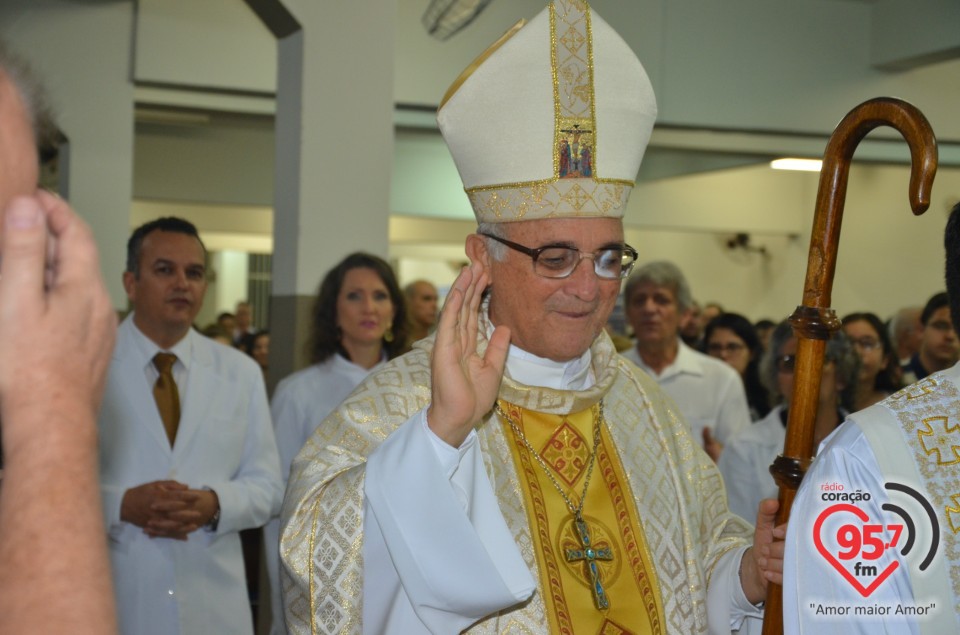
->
xmin=241 ymin=329 xmax=270 ymax=378
xmin=703 ymin=313 xmax=771 ymax=421
xmin=841 ymin=311 xmax=901 ymax=411
xmin=718 ymin=320 xmax=859 ymax=520
xmin=264 ymin=252 xmax=407 ymax=634
xmin=308 ymin=253 xmax=409 ymax=367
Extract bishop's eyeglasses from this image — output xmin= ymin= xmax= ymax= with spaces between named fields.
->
xmin=478 ymin=233 xmax=638 ymax=280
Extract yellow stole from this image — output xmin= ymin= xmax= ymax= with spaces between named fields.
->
xmin=498 ymin=400 xmax=665 ymax=635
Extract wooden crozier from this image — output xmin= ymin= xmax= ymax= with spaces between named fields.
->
xmin=761 ymin=97 xmax=938 ymax=635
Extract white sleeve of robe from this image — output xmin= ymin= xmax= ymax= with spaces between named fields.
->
xmin=783 ymin=422 xmax=920 ymax=635
xmin=362 ymin=408 xmax=536 ymax=635
xmin=708 ymin=546 xmax=765 ymax=634
xmin=362 ymin=407 xmax=762 ymax=634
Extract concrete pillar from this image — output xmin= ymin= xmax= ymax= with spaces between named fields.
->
xmin=255 ymin=0 xmax=397 ymax=392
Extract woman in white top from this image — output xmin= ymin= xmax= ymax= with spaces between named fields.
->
xmin=265 ymin=252 xmax=408 ymax=635
xmin=719 ymin=320 xmax=859 ymax=521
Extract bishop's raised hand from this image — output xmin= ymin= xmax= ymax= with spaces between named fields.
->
xmin=426 ymin=262 xmax=510 ymax=448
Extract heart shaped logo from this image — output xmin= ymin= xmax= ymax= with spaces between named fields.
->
xmin=813 ymin=503 xmax=899 ymax=597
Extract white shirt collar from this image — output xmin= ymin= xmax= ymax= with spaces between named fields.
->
xmin=127 ymin=314 xmax=193 ymax=371
xmin=632 ymin=337 xmax=704 ymax=380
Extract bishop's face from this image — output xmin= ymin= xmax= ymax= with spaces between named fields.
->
xmin=0 ymin=69 xmax=39 ymax=230
xmin=473 ymin=217 xmax=624 ymax=362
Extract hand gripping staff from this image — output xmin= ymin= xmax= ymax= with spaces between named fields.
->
xmin=762 ymin=97 xmax=938 ymax=635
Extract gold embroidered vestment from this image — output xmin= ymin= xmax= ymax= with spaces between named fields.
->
xmin=279 ymin=314 xmax=753 ymax=634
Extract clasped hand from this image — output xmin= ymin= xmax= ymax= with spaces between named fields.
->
xmin=120 ymin=480 xmax=219 ymax=540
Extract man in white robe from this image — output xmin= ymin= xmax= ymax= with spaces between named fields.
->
xmin=99 ymin=217 xmax=282 ymax=635
xmin=784 ymin=202 xmax=960 ymax=634
xmin=281 ymin=2 xmax=784 ymax=633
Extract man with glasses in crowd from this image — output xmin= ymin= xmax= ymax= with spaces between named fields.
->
xmin=280 ymin=2 xmax=782 ymax=633
xmin=901 ymin=291 xmax=959 ymax=384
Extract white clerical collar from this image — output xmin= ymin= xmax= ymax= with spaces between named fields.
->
xmin=482 ymin=300 xmax=594 ymax=391
xmin=504 ymin=344 xmax=594 ymax=391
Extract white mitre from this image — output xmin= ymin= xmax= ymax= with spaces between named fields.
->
xmin=437 ymin=0 xmax=657 ymax=223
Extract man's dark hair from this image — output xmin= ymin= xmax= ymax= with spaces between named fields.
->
xmin=755 ymin=318 xmax=776 ymax=331
xmin=920 ymin=291 xmax=950 ymax=327
xmin=944 ymin=202 xmax=960 ymax=333
xmin=126 ymin=217 xmax=206 ymax=277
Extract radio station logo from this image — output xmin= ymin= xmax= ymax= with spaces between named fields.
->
xmin=813 ymin=481 xmax=939 ymax=598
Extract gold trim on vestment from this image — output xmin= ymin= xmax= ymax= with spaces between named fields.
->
xmin=499 ymin=400 xmax=664 ymax=634
xmin=886 ymin=375 xmax=960 ymax=602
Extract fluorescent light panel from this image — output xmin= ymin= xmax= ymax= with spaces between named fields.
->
xmin=770 ymin=158 xmax=823 ymax=172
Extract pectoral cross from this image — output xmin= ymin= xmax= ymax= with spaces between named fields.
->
xmin=565 ymin=516 xmax=613 ymax=610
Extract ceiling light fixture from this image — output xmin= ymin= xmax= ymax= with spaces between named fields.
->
xmin=770 ymin=158 xmax=823 ymax=172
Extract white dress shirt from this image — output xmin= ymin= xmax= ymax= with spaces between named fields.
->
xmin=622 ymin=338 xmax=751 ymax=446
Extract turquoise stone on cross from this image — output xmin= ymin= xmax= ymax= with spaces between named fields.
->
xmin=565 ymin=516 xmax=613 ymax=610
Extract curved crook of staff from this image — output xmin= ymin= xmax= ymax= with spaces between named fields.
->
xmin=761 ymin=97 xmax=938 ymax=635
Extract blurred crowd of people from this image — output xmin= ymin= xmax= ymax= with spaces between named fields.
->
xmin=611 ymin=259 xmax=957 ymax=534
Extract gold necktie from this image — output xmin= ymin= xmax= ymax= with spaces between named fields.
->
xmin=152 ymin=353 xmax=180 ymax=447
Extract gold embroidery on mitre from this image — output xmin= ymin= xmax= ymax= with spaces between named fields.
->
xmin=457 ymin=1 xmax=639 ymax=222
xmin=917 ymin=415 xmax=960 ymax=465
xmin=552 ymin=1 xmax=598 ymax=180
xmin=467 ymin=179 xmax=630 ymax=223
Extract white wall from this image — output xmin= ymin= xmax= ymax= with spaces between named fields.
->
xmin=135 ymin=0 xmax=276 ymax=93
xmin=624 ymin=163 xmax=960 ymax=323
xmin=395 ymin=0 xmax=960 ymax=143
xmin=208 ymin=250 xmax=250 ymax=327
xmin=7 ymin=0 xmax=958 ymax=317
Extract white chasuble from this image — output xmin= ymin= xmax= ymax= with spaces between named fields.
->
xmin=280 ymin=306 xmax=758 ymax=634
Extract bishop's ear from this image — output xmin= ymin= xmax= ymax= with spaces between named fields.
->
xmin=465 ymin=233 xmax=491 ymax=270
